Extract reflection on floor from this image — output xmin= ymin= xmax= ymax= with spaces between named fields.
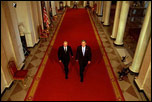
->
xmin=1 ymin=8 xmax=147 ymax=101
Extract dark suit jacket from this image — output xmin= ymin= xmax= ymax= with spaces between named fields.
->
xmin=58 ymin=45 xmax=73 ymax=62
xmin=76 ymin=45 xmax=92 ymax=64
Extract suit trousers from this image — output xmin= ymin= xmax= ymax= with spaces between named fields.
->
xmin=62 ymin=60 xmax=69 ymax=77
xmin=79 ymin=61 xmax=87 ymax=80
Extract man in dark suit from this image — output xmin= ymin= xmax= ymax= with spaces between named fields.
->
xmin=58 ymin=41 xmax=73 ymax=79
xmin=73 ymin=1 xmax=78 ymax=9
xmin=76 ymin=40 xmax=92 ymax=82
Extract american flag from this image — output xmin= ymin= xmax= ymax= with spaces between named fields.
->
xmin=43 ymin=7 xmax=50 ymax=28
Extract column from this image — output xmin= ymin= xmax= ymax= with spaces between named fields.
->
xmin=103 ymin=1 xmax=112 ymax=25
xmin=101 ymin=1 xmax=106 ymax=22
xmin=114 ymin=1 xmax=130 ymax=45
xmin=1 ymin=3 xmax=18 ymax=87
xmin=37 ymin=1 xmax=44 ymax=29
xmin=2 ymin=1 xmax=25 ymax=69
xmin=96 ymin=1 xmax=99 ymax=14
xmin=135 ymin=38 xmax=151 ymax=100
xmin=100 ymin=1 xmax=103 ymax=16
xmin=15 ymin=1 xmax=35 ymax=47
xmin=56 ymin=1 xmax=60 ymax=10
xmin=67 ymin=1 xmax=70 ymax=7
xmin=31 ymin=1 xmax=40 ymax=43
xmin=63 ymin=1 xmax=66 ymax=7
xmin=51 ymin=1 xmax=56 ymax=16
xmin=84 ymin=1 xmax=87 ymax=7
xmin=65 ymin=1 xmax=67 ymax=6
xmin=90 ymin=1 xmax=93 ymax=7
xmin=129 ymin=2 xmax=151 ymax=73
xmin=111 ymin=1 xmax=122 ymax=39
xmin=97 ymin=1 xmax=102 ymax=16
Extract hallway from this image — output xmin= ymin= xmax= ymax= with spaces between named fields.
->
xmin=25 ymin=8 xmax=123 ymax=101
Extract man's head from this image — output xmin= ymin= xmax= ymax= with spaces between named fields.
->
xmin=63 ymin=41 xmax=68 ymax=47
xmin=81 ymin=40 xmax=86 ymax=47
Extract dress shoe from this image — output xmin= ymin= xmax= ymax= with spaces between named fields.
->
xmin=80 ymin=78 xmax=83 ymax=82
xmin=65 ymin=76 xmax=68 ymax=79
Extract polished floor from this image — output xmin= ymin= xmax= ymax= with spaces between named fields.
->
xmin=1 ymin=8 xmax=147 ymax=101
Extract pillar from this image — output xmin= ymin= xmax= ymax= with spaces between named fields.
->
xmin=2 ymin=1 xmax=25 ymax=69
xmin=100 ymin=1 xmax=103 ymax=16
xmin=84 ymin=1 xmax=87 ymax=7
xmin=135 ymin=38 xmax=151 ymax=100
xmin=63 ymin=1 xmax=66 ymax=7
xmin=37 ymin=1 xmax=44 ymax=29
xmin=103 ymin=1 xmax=112 ymax=25
xmin=114 ymin=1 xmax=130 ymax=45
xmin=129 ymin=2 xmax=151 ymax=73
xmin=51 ymin=1 xmax=56 ymax=16
xmin=97 ymin=1 xmax=102 ymax=16
xmin=31 ymin=1 xmax=40 ymax=43
xmin=56 ymin=1 xmax=60 ymax=10
xmin=96 ymin=1 xmax=99 ymax=14
xmin=101 ymin=1 xmax=106 ymax=22
xmin=90 ymin=1 xmax=93 ymax=7
xmin=67 ymin=1 xmax=70 ymax=7
xmin=111 ymin=1 xmax=122 ymax=39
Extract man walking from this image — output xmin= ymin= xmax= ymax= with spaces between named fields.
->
xmin=58 ymin=41 xmax=73 ymax=79
xmin=73 ymin=1 xmax=78 ymax=9
xmin=76 ymin=40 xmax=92 ymax=82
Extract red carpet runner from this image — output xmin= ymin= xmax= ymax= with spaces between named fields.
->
xmin=25 ymin=9 xmax=124 ymax=101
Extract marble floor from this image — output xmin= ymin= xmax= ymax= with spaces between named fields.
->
xmin=1 ymin=8 xmax=148 ymax=101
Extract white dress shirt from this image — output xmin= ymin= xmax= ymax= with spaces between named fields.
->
xmin=82 ymin=46 xmax=86 ymax=56
xmin=64 ymin=46 xmax=67 ymax=52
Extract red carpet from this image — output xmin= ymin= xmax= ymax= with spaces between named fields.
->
xmin=25 ymin=9 xmax=124 ymax=101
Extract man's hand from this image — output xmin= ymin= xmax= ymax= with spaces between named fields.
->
xmin=76 ymin=60 xmax=78 ymax=62
xmin=88 ymin=61 xmax=91 ymax=64
xmin=59 ymin=60 xmax=62 ymax=63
